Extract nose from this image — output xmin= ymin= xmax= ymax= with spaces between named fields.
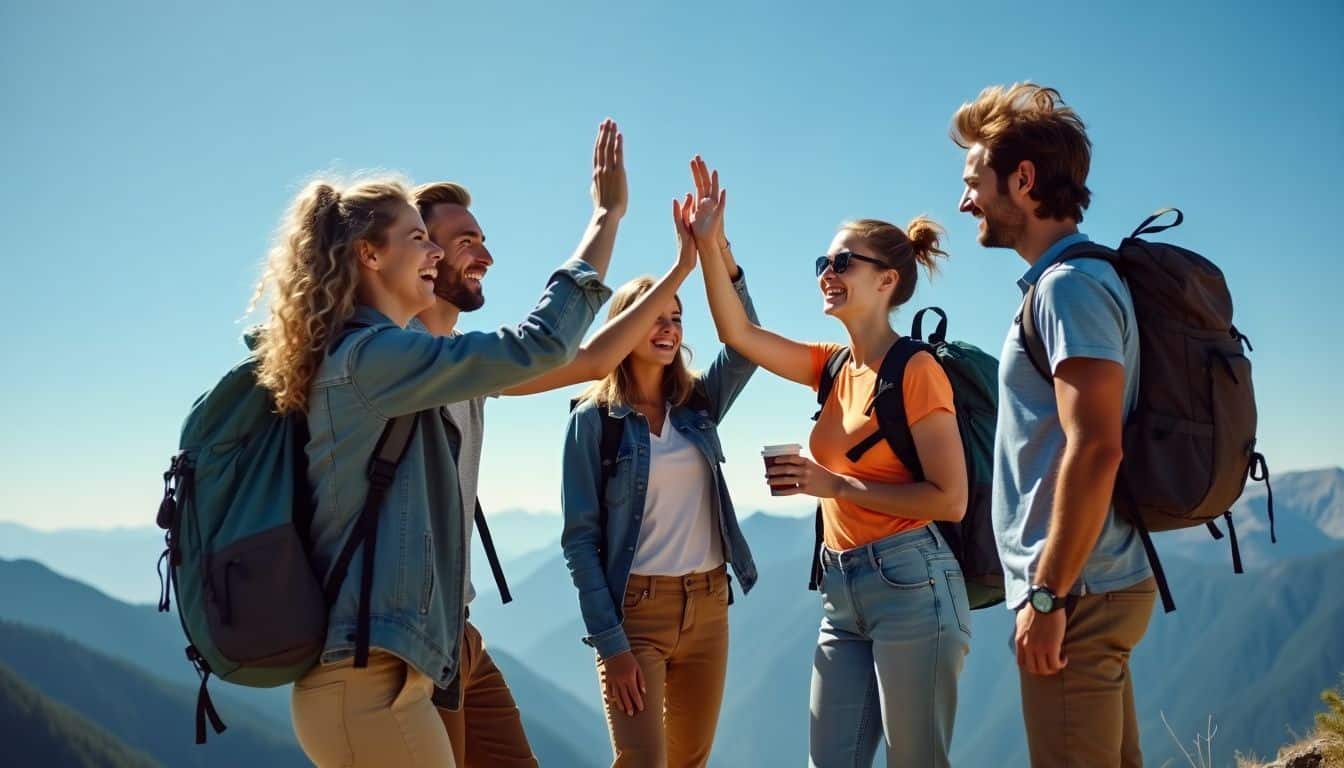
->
xmin=428 ymin=241 xmax=444 ymax=262
xmin=477 ymin=244 xmax=494 ymax=266
xmin=958 ymin=188 xmax=973 ymax=213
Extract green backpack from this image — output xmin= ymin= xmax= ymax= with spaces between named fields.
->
xmin=809 ymin=307 xmax=1005 ymax=610
xmin=155 ymin=331 xmax=418 ymax=744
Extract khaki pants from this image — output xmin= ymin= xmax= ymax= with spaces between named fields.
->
xmin=435 ymin=621 xmax=538 ymax=768
xmin=598 ymin=565 xmax=730 ymax=768
xmin=1019 ymin=577 xmax=1157 ymax=767
xmin=291 ymin=650 xmax=454 ymax=768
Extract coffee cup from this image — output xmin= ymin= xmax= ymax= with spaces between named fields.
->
xmin=762 ymin=443 xmax=803 ymax=496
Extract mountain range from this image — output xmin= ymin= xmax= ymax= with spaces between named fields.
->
xmin=1 ymin=466 xmax=1340 ymax=766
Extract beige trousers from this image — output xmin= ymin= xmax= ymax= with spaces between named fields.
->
xmin=291 ymin=650 xmax=455 ymax=767
xmin=597 ymin=564 xmax=730 ymax=768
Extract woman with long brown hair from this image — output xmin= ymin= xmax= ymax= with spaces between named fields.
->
xmin=560 ymin=194 xmax=759 ymax=768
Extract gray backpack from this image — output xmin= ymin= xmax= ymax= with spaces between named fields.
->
xmin=1020 ymin=208 xmax=1273 ymax=612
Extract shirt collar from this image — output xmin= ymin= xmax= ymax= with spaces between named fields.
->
xmin=1017 ymin=232 xmax=1090 ymax=294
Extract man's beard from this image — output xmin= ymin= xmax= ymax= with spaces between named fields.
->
xmin=434 ymin=274 xmax=485 ymax=312
xmin=978 ymin=200 xmax=1026 ymax=249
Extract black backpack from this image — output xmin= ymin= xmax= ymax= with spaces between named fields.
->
xmin=1019 ymin=208 xmax=1272 ymax=613
xmin=809 ymin=308 xmax=1005 ymax=610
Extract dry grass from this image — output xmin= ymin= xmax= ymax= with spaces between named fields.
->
xmin=1231 ymin=676 xmax=1344 ymax=767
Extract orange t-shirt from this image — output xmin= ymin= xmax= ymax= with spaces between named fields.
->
xmin=808 ymin=342 xmax=956 ymax=550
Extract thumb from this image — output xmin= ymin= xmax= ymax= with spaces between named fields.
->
xmin=636 ymin=662 xmax=646 ymax=692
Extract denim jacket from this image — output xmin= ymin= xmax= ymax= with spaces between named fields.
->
xmin=306 ymin=259 xmax=610 ymax=688
xmin=561 ymin=272 xmax=760 ymax=660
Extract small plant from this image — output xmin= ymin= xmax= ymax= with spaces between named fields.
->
xmin=1318 ymin=675 xmax=1344 ymax=764
xmin=1161 ymin=711 xmax=1218 ymax=768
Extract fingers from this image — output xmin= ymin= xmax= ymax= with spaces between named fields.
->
xmin=616 ymin=681 xmax=635 ymax=716
xmin=613 ymin=128 xmax=624 ymax=167
xmin=710 ymin=169 xmax=720 ymax=201
xmin=691 ymin=156 xmax=709 ymax=198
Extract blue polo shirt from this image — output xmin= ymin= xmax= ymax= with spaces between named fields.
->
xmin=991 ymin=232 xmax=1152 ymax=609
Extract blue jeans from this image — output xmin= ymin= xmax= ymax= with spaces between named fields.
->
xmin=809 ymin=525 xmax=972 ymax=768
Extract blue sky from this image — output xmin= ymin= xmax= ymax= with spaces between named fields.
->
xmin=2 ymin=0 xmax=1340 ymax=529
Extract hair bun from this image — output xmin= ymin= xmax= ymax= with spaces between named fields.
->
xmin=904 ymin=215 xmax=949 ymax=274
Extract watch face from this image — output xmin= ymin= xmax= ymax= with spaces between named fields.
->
xmin=1031 ymin=589 xmax=1054 ymax=613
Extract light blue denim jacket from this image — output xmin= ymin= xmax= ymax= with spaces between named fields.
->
xmin=306 ymin=259 xmax=610 ymax=688
xmin=561 ymin=272 xmax=760 ymax=660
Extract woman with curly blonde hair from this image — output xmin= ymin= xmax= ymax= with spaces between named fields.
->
xmin=257 ymin=120 xmax=624 ymax=768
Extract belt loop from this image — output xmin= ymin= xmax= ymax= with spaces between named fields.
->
xmin=866 ymin=541 xmax=881 ymax=572
xmin=646 ymin=577 xmax=655 ymax=599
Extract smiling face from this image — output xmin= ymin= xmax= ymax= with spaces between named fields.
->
xmin=818 ymin=229 xmax=895 ymax=320
xmin=361 ymin=202 xmax=443 ymax=321
xmin=959 ymin=142 xmax=1028 ymax=249
xmin=626 ymin=295 xmax=684 ymax=369
xmin=424 ymin=202 xmax=492 ymax=312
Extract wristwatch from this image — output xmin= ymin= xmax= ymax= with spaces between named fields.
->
xmin=1028 ymin=584 xmax=1060 ymax=613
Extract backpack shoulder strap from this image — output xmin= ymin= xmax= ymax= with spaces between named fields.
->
xmin=323 ymin=411 xmax=420 ymax=667
xmin=684 ymin=381 xmax=713 ymax=415
xmin=1017 ymin=242 xmax=1119 ymax=382
xmin=595 ymin=404 xmax=623 ymax=564
xmin=472 ymin=499 xmax=512 ymax=604
xmin=845 ymin=337 xmax=928 ymax=478
xmin=813 ymin=346 xmax=852 ymax=422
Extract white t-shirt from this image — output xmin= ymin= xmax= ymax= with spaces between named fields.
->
xmin=630 ymin=412 xmax=724 ymax=576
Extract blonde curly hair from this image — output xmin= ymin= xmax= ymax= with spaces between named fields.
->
xmin=248 ymin=176 xmax=413 ymax=414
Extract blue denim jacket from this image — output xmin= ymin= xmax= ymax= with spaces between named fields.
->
xmin=306 ymin=259 xmax=610 ymax=687
xmin=560 ymin=273 xmax=760 ymax=659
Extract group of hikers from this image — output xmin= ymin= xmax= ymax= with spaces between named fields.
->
xmin=172 ymin=80 xmax=1263 ymax=768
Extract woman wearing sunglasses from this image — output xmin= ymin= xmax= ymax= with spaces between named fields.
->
xmin=687 ymin=159 xmax=970 ymax=767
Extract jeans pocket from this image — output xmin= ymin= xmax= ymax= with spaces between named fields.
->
xmin=875 ymin=553 xmax=934 ymax=590
xmin=945 ymin=570 xmax=973 ymax=637
xmin=622 ymin=586 xmax=648 ymax=610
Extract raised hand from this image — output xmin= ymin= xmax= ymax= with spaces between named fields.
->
xmin=672 ymin=192 xmax=698 ymax=273
xmin=690 ymin=156 xmax=727 ymax=246
xmin=591 ymin=119 xmax=628 ymax=218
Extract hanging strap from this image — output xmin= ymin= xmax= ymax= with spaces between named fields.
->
xmin=1224 ymin=511 xmax=1244 ymax=574
xmin=323 ymin=413 xmax=420 ymax=668
xmin=187 ymin=645 xmax=227 ymax=744
xmin=1135 ymin=516 xmax=1175 ymax=614
xmin=1250 ymin=452 xmax=1275 ymax=543
xmin=474 ymin=500 xmax=512 ymax=604
xmin=808 ymin=502 xmax=825 ymax=591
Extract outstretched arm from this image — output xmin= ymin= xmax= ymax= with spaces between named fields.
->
xmin=689 ymin=157 xmax=815 ymax=387
xmin=503 ymin=199 xmax=698 ymax=396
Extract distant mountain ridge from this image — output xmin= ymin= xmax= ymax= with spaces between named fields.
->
xmin=0 ymin=620 xmax=305 ymax=767
xmin=0 ymin=660 xmax=160 ymax=768
xmin=0 ymin=558 xmax=610 ymax=768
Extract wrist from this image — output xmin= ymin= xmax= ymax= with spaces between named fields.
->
xmin=1027 ymin=583 xmax=1062 ymax=614
xmin=593 ymin=206 xmax=625 ymax=223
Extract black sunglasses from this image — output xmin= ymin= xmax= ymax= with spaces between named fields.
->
xmin=815 ymin=250 xmax=889 ymax=277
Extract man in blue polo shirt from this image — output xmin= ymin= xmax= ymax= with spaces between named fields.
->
xmin=952 ymin=83 xmax=1156 ymax=767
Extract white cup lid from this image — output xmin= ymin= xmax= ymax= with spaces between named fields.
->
xmin=761 ymin=443 xmax=803 ymax=457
